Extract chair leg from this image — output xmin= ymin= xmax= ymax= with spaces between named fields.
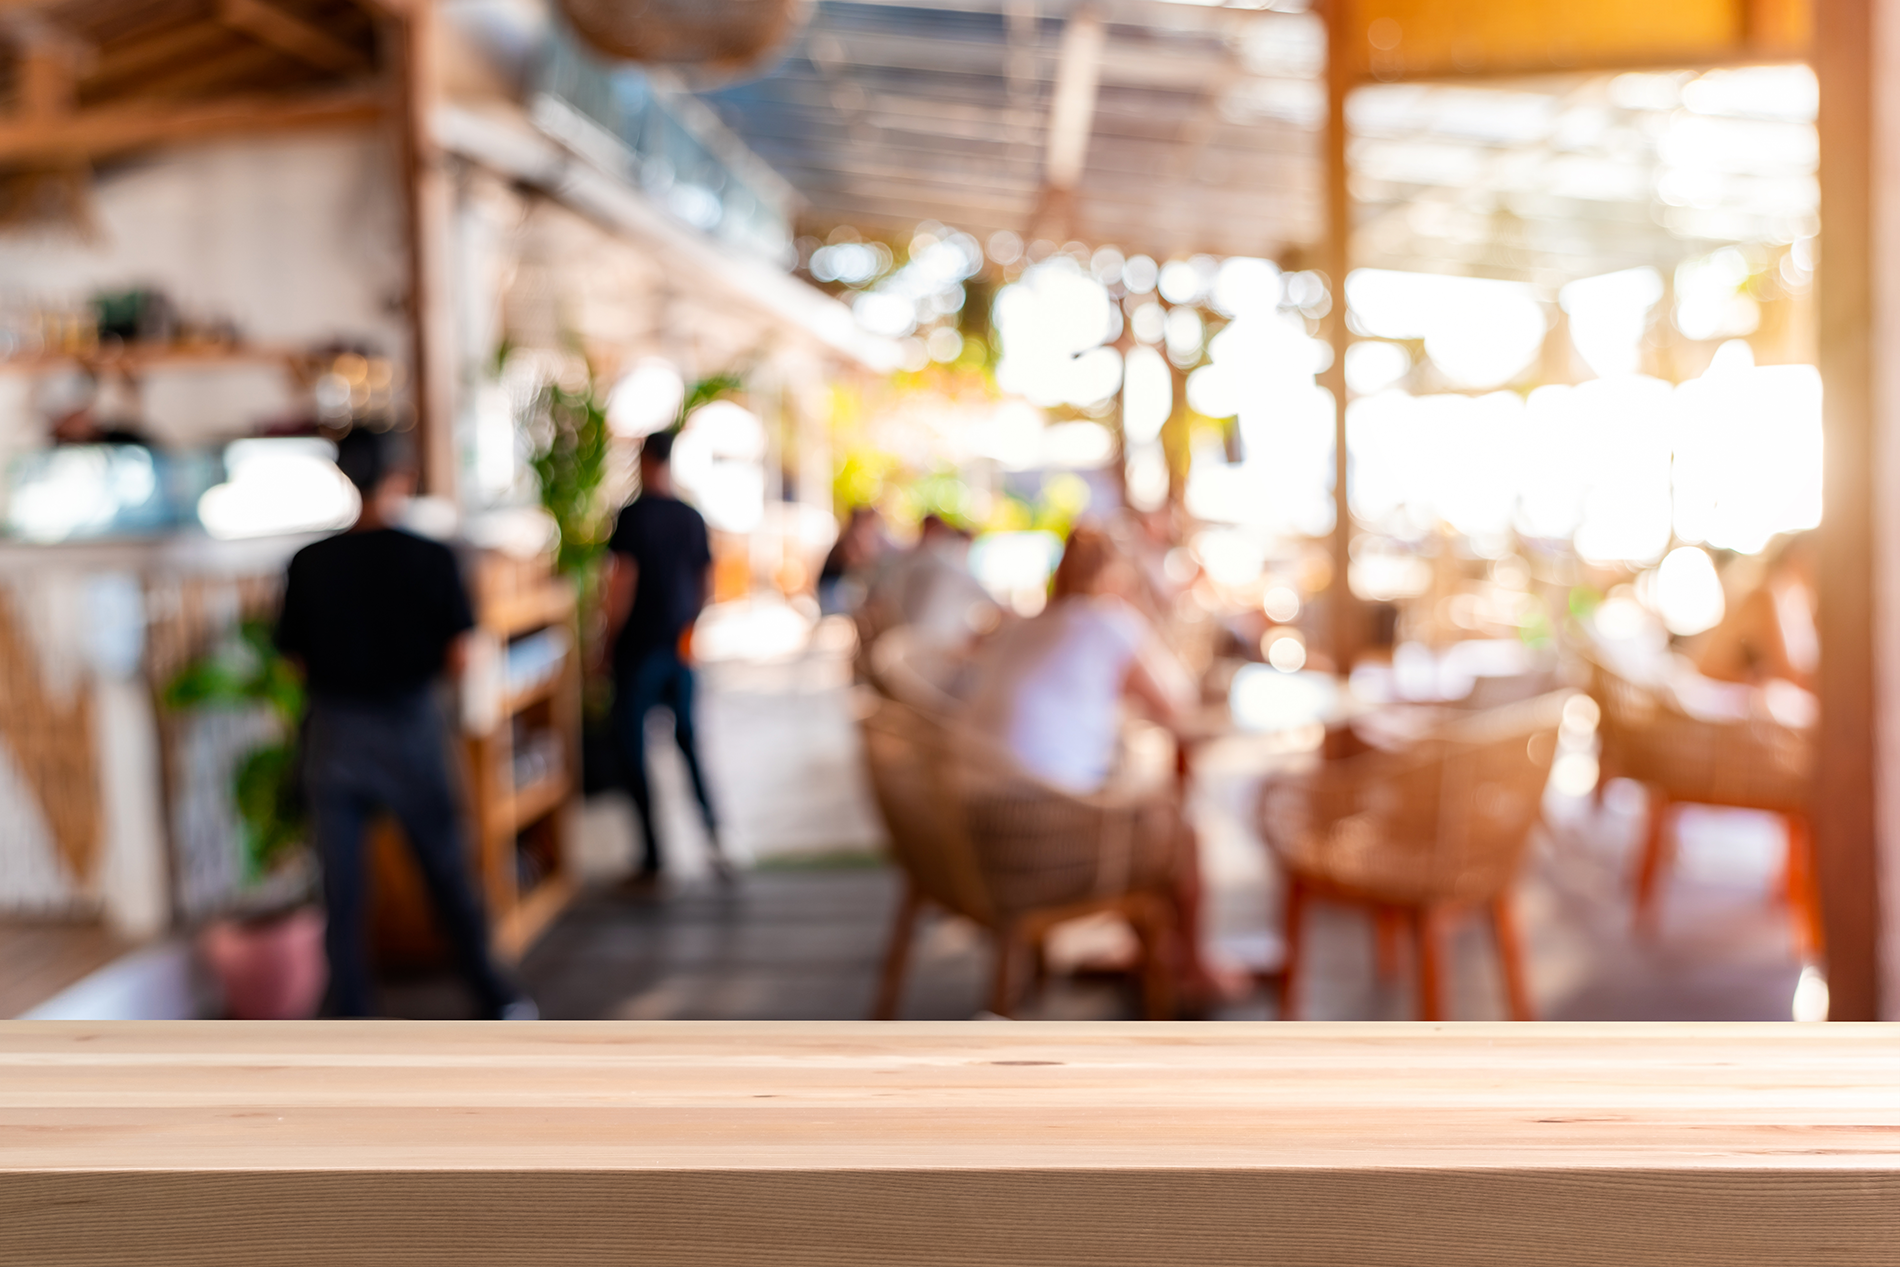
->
xmin=871 ymin=877 xmax=923 ymax=1020
xmin=1491 ymin=892 xmax=1535 ymax=1021
xmin=1277 ymin=877 xmax=1307 ymax=1021
xmin=989 ymin=923 xmax=1022 ymax=1018
xmin=1633 ymin=789 xmax=1673 ymax=932
xmin=1413 ymin=906 xmax=1445 ymax=1022
xmin=1784 ymin=814 xmax=1825 ymax=961
xmin=1374 ymin=907 xmax=1405 ymax=981
xmin=1129 ymin=894 xmax=1176 ymax=1022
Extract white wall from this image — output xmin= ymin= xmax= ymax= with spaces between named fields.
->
xmin=0 ymin=130 xmax=408 ymax=448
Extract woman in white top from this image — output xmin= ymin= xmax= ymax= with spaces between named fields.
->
xmin=964 ymin=525 xmax=1233 ymax=1005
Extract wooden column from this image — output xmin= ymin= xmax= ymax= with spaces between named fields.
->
xmin=1814 ymin=0 xmax=1885 ymax=1019
xmin=386 ymin=0 xmax=459 ymax=500
xmin=1320 ymin=0 xmax=1357 ymax=670
xmin=18 ymin=32 xmax=80 ymax=122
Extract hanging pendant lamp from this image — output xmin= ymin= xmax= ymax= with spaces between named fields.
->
xmin=558 ymin=0 xmax=812 ymax=77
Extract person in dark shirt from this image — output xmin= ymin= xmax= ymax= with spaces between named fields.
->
xmin=276 ymin=428 xmax=532 ymax=1020
xmin=601 ymin=429 xmax=726 ymax=881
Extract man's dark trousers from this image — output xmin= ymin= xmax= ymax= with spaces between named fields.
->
xmin=305 ymin=690 xmax=514 ymax=1018
xmin=614 ymin=646 xmax=717 ymax=874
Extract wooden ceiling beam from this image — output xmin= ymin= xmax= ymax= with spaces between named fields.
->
xmin=217 ymin=0 xmax=370 ymax=75
xmin=18 ymin=30 xmax=78 ymax=119
xmin=86 ymin=23 xmax=235 ymax=96
xmin=114 ymin=43 xmax=287 ymax=100
xmin=0 ymin=85 xmax=382 ymax=162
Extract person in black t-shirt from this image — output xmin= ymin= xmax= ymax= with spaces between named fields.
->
xmin=601 ymin=429 xmax=726 ymax=881
xmin=276 ymin=428 xmax=532 ymax=1020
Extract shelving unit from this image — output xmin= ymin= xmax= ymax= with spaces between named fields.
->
xmin=369 ymin=552 xmax=582 ymax=968
xmin=473 ymin=561 xmax=583 ymax=960
xmin=0 ymin=342 xmax=312 ymax=377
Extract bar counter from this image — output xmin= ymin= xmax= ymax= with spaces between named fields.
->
xmin=3 ymin=1021 xmax=1898 ymax=1264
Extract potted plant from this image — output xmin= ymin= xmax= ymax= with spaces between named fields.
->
xmin=163 ymin=620 xmax=327 ymax=1019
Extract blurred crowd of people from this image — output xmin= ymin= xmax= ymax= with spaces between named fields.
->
xmin=268 ymin=408 xmax=1822 ymax=1020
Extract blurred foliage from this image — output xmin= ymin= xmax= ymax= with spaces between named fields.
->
xmin=163 ymin=620 xmax=306 ymax=881
xmin=528 ymin=378 xmax=612 ymax=585
xmin=1037 ymin=472 xmax=1091 ymax=536
xmin=678 ymin=372 xmax=743 ymax=426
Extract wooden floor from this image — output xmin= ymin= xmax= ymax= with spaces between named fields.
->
xmin=378 ymin=802 xmax=1807 ymax=1024
xmin=0 ymin=633 xmax=1808 ymax=1024
xmin=0 ymin=922 xmax=126 ymax=1020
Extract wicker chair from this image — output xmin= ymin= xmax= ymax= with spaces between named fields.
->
xmin=859 ymin=694 xmax=1179 ymax=1020
xmin=865 ymin=624 xmax=971 ymax=716
xmin=1258 ymin=691 xmax=1570 ymax=1021
xmin=1587 ymin=654 xmax=1820 ymax=955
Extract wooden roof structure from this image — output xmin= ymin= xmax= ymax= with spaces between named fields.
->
xmin=0 ymin=0 xmax=391 ymax=168
xmin=703 ymin=0 xmax=1327 ymax=263
xmin=697 ymin=0 xmax=1814 ymax=273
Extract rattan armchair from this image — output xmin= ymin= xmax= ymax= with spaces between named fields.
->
xmin=865 ymin=623 xmax=971 ymax=715
xmin=1258 ymin=691 xmax=1569 ymax=1020
xmin=859 ymin=694 xmax=1178 ymax=1020
xmin=1587 ymin=653 xmax=1819 ymax=955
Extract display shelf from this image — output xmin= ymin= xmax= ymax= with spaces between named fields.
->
xmin=0 ymin=342 xmax=311 ymax=376
xmin=494 ymin=873 xmax=578 ymax=960
xmin=485 ymin=584 xmax=574 ymax=640
xmin=504 ymin=771 xmax=570 ymax=836
xmin=467 ymin=561 xmax=582 ymax=962
xmin=502 ymin=672 xmax=563 ymax=716
xmin=370 ymin=556 xmax=581 ymax=967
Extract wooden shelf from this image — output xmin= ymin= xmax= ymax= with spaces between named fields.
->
xmin=0 ymin=343 xmax=310 ymax=376
xmin=504 ymin=771 xmax=570 ymax=835
xmin=494 ymin=874 xmax=578 ymax=960
xmin=4 ymin=1023 xmax=1900 ymax=1264
xmin=485 ymin=586 xmax=575 ymax=639
xmin=502 ymin=670 xmax=563 ymax=717
xmin=372 ymin=561 xmax=581 ymax=968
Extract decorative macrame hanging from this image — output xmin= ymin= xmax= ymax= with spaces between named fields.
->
xmin=557 ymin=0 xmax=811 ymax=77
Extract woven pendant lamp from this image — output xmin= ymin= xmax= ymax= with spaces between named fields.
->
xmin=558 ymin=0 xmax=811 ymax=75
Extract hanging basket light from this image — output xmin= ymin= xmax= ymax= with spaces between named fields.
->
xmin=558 ymin=0 xmax=812 ymax=77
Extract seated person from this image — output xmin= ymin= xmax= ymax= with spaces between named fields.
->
xmin=818 ymin=505 xmax=886 ymax=616
xmin=962 ymin=525 xmax=1236 ymax=1003
xmin=1694 ymin=533 xmax=1818 ymax=691
xmin=865 ymin=514 xmax=1000 ymax=650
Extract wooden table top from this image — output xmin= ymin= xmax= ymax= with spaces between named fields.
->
xmin=5 ymin=1020 xmax=1899 ymax=1170
xmin=5 ymin=1021 xmax=1900 ymax=1265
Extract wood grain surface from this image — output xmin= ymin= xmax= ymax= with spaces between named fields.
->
xmin=4 ymin=1021 xmax=1899 ymax=1265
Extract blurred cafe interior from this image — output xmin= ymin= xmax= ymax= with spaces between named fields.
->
xmin=0 ymin=0 xmax=1892 ymax=1025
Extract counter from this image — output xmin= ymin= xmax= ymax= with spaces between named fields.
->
xmin=2 ymin=1021 xmax=1897 ymax=1264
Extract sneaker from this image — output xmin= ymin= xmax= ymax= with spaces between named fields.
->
xmin=499 ymin=997 xmax=540 ymax=1021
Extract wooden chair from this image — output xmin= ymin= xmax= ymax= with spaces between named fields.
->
xmin=859 ymin=694 xmax=1179 ymax=1020
xmin=1587 ymin=654 xmax=1820 ymax=956
xmin=1258 ymin=691 xmax=1570 ymax=1021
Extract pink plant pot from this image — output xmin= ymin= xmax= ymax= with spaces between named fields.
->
xmin=198 ymin=907 xmax=328 ymax=1020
